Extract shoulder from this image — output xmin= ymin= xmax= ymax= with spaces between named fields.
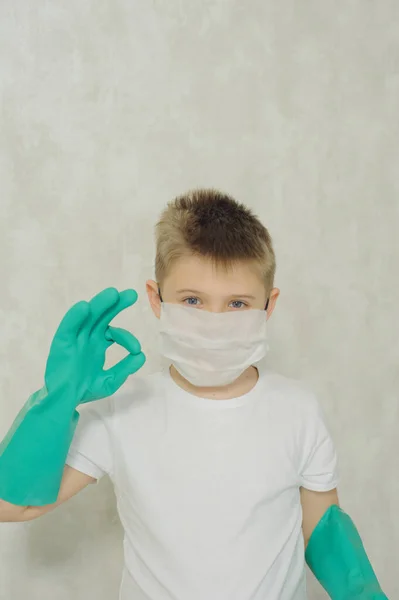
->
xmin=258 ymin=367 xmax=322 ymax=423
xmin=258 ymin=369 xmax=336 ymax=469
xmin=258 ymin=368 xmax=335 ymax=451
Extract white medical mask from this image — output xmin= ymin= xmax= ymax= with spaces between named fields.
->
xmin=159 ymin=303 xmax=268 ymax=387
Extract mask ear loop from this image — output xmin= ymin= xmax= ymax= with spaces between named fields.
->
xmin=265 ymin=298 xmax=269 ymax=311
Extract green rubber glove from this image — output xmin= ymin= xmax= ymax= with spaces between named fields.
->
xmin=305 ymin=505 xmax=388 ymax=599
xmin=0 ymin=288 xmax=146 ymax=506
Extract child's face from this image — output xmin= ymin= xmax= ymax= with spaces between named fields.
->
xmin=146 ymin=254 xmax=280 ymax=318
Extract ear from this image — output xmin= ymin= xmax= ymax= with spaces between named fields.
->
xmin=146 ymin=280 xmax=162 ymax=319
xmin=266 ymin=287 xmax=280 ymax=320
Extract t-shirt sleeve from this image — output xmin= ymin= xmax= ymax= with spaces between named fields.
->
xmin=298 ymin=395 xmax=339 ymax=492
xmin=65 ymin=399 xmax=113 ymax=482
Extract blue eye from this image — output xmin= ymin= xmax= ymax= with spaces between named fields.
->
xmin=183 ymin=297 xmax=200 ymax=306
xmin=229 ymin=300 xmax=247 ymax=309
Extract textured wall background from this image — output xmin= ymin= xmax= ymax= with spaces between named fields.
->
xmin=1 ymin=1 xmax=398 ymax=598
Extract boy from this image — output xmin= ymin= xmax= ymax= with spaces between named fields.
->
xmin=0 ymin=189 xmax=388 ymax=599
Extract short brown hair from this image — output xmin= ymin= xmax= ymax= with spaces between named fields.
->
xmin=155 ymin=189 xmax=276 ymax=293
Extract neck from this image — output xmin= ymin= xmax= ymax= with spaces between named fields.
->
xmin=169 ymin=365 xmax=259 ymax=400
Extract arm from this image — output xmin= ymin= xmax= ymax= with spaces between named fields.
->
xmin=0 ymin=466 xmax=95 ymax=522
xmin=301 ymin=488 xmax=388 ymax=599
xmin=300 ymin=486 xmax=339 ymax=548
xmin=0 ymin=288 xmax=145 ymax=507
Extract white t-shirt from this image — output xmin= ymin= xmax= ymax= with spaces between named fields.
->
xmin=66 ymin=365 xmax=338 ymax=600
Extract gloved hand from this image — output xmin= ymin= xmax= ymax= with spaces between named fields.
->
xmin=44 ymin=287 xmax=146 ymax=406
xmin=0 ymin=288 xmax=146 ymax=506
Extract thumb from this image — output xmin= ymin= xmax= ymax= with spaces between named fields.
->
xmin=100 ymin=352 xmax=146 ymax=397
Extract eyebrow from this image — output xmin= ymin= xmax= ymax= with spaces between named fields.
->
xmin=176 ymin=289 xmax=256 ymax=300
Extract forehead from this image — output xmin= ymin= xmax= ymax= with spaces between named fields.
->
xmin=163 ymin=254 xmax=264 ymax=294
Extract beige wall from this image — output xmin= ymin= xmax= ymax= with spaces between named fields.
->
xmin=1 ymin=1 xmax=398 ymax=598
